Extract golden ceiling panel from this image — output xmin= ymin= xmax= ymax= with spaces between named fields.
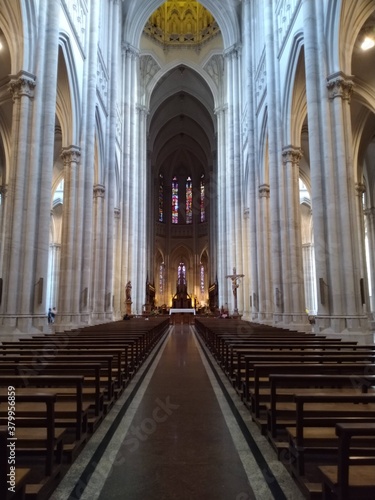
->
xmin=144 ymin=1 xmax=220 ymax=47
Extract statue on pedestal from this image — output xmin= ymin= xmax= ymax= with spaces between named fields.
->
xmin=125 ymin=281 xmax=132 ymax=315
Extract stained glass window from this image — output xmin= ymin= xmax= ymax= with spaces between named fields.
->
xmin=186 ymin=176 xmax=192 ymax=224
xmin=172 ymin=176 xmax=178 ymax=224
xmin=178 ymin=262 xmax=186 ymax=285
xmin=159 ymin=174 xmax=164 ymax=222
xmin=200 ymin=174 xmax=205 ymax=222
xmin=200 ymin=263 xmax=205 ymax=295
xmin=159 ymin=262 xmax=165 ymax=295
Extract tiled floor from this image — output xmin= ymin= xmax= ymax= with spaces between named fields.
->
xmin=50 ymin=325 xmax=304 ymax=500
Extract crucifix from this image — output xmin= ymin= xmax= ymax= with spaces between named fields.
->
xmin=226 ymin=267 xmax=245 ymax=317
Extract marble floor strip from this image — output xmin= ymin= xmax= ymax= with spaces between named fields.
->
xmin=50 ymin=325 xmax=305 ymax=500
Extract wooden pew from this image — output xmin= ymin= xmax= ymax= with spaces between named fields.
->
xmin=286 ymin=393 xmax=375 ymax=477
xmin=267 ymin=374 xmax=375 ymax=440
xmin=249 ymin=363 xmax=375 ymax=420
xmin=0 ymin=374 xmax=89 ymax=453
xmin=0 ymin=392 xmax=65 ymax=498
xmin=318 ymin=423 xmax=375 ymax=499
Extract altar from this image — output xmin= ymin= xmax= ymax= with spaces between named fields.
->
xmin=169 ymin=308 xmax=196 ymax=324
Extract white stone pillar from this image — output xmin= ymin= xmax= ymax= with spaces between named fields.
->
xmin=104 ymin=0 xmax=121 ymax=320
xmin=282 ymin=146 xmax=308 ymax=326
xmin=79 ymin=0 xmax=101 ymax=326
xmin=215 ymin=105 xmax=228 ymax=308
xmin=326 ymin=72 xmax=368 ymax=334
xmin=364 ymin=207 xmax=375 ymax=315
xmin=301 ymin=0 xmax=331 ymax=321
xmin=265 ymin=0 xmax=283 ymax=321
xmin=355 ymin=183 xmax=370 ymax=314
xmin=1 ymin=72 xmax=36 ymax=327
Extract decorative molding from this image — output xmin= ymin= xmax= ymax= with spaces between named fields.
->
xmin=276 ymin=0 xmax=301 ymax=53
xmin=255 ymin=51 xmax=266 ymax=111
xmin=244 ymin=208 xmax=250 ymax=219
xmin=139 ymin=55 xmax=160 ymax=89
xmin=114 ymin=207 xmax=120 ymax=219
xmin=326 ymin=71 xmax=354 ymax=102
xmin=9 ymin=71 xmax=36 ymax=100
xmin=204 ymin=54 xmax=224 ymax=90
xmin=61 ymin=0 xmax=87 ymax=54
xmin=364 ymin=207 xmax=375 ymax=218
xmin=97 ymin=53 xmax=109 ymax=108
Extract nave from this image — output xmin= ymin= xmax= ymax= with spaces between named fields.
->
xmin=50 ymin=325 xmax=303 ymax=500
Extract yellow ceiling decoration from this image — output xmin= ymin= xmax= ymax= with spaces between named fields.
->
xmin=144 ymin=1 xmax=220 ymax=47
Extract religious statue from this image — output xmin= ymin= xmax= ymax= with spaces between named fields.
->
xmin=125 ymin=281 xmax=132 ymax=302
xmin=226 ymin=267 xmax=245 ymax=317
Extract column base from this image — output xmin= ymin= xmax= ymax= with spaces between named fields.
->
xmin=0 ymin=314 xmax=50 ymax=339
xmin=312 ymin=314 xmax=373 ymax=344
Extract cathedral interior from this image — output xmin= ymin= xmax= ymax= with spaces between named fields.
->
xmin=1 ymin=2 xmax=375 ymax=499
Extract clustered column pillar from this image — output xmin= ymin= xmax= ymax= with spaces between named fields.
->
xmin=59 ymin=146 xmax=81 ymax=325
xmin=326 ymin=72 xmax=368 ymax=335
xmin=282 ymin=146 xmax=308 ymax=327
xmin=1 ymin=72 xmax=36 ymax=330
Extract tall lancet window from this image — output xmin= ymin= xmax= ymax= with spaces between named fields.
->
xmin=200 ymin=174 xmax=205 ymax=222
xmin=159 ymin=174 xmax=164 ymax=222
xmin=172 ymin=176 xmax=178 ymax=224
xmin=177 ymin=262 xmax=186 ymax=285
xmin=200 ymin=263 xmax=205 ymax=295
xmin=186 ymin=176 xmax=192 ymax=224
xmin=159 ymin=262 xmax=165 ymax=295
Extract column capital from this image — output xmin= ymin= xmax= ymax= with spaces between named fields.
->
xmin=282 ymin=145 xmax=303 ymax=164
xmin=61 ymin=145 xmax=81 ymax=164
xmin=259 ymin=183 xmax=270 ymax=198
xmin=214 ymin=104 xmax=228 ymax=115
xmin=114 ymin=207 xmax=121 ymax=219
xmin=244 ymin=208 xmax=250 ymax=219
xmin=136 ymin=104 xmax=149 ymax=116
xmin=355 ymin=182 xmax=366 ymax=196
xmin=326 ymin=71 xmax=354 ymax=102
xmin=224 ymin=43 xmax=241 ymax=59
xmin=93 ymin=184 xmax=105 ymax=198
xmin=122 ymin=42 xmax=139 ymax=59
xmin=9 ymin=71 xmax=36 ymax=100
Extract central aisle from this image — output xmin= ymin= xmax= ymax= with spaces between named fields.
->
xmin=51 ymin=325 xmax=303 ymax=500
xmin=97 ymin=324 xmax=255 ymax=499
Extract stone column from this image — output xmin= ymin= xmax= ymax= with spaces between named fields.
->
xmin=0 ymin=72 xmax=36 ymax=328
xmin=121 ymin=43 xmax=138 ymax=314
xmin=325 ymin=72 xmax=368 ymax=335
xmin=265 ymin=0 xmax=283 ymax=321
xmin=214 ymin=105 xmax=228 ymax=308
xmin=0 ymin=186 xmax=8 ymax=277
xmin=282 ymin=146 xmax=308 ymax=326
xmin=59 ymin=146 xmax=81 ymax=324
xmin=48 ymin=243 xmax=61 ymax=312
xmin=364 ymin=207 xmax=375 ymax=315
xmin=301 ymin=0 xmax=331 ymax=320
xmin=113 ymin=208 xmax=121 ymax=318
